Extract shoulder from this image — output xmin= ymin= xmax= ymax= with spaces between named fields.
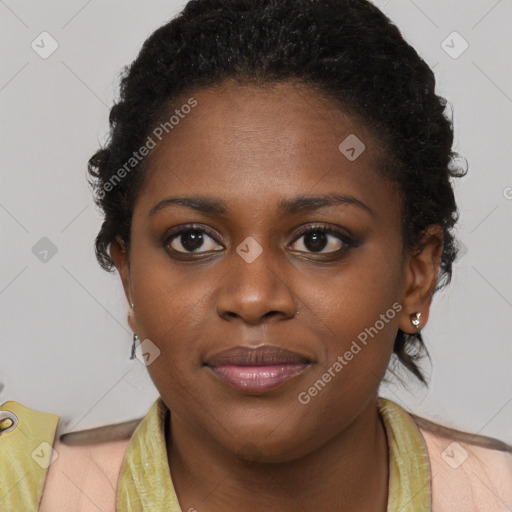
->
xmin=412 ymin=414 xmax=512 ymax=511
xmin=39 ymin=435 xmax=132 ymax=512
xmin=1 ymin=398 xmax=139 ymax=512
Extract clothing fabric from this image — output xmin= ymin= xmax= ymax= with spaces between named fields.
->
xmin=2 ymin=396 xmax=512 ymax=511
xmin=0 ymin=396 xmax=432 ymax=511
xmin=115 ymin=396 xmax=432 ymax=511
xmin=0 ymin=401 xmax=59 ymax=511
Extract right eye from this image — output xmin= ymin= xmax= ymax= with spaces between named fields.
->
xmin=163 ymin=225 xmax=224 ymax=255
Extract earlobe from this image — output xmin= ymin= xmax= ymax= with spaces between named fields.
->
xmin=399 ymin=225 xmax=443 ymax=334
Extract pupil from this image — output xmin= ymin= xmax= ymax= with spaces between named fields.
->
xmin=182 ymin=230 xmax=203 ymax=251
xmin=305 ymin=231 xmax=327 ymax=252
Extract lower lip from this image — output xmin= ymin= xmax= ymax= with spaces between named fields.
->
xmin=207 ymin=364 xmax=309 ymax=393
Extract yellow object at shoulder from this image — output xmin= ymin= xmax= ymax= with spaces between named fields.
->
xmin=0 ymin=401 xmax=59 ymax=512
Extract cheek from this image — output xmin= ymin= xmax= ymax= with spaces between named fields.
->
xmin=298 ymin=240 xmax=404 ymax=385
xmin=128 ymin=249 xmax=217 ymax=381
xmin=130 ymin=228 xmax=215 ymax=332
xmin=291 ymin=263 xmax=402 ymax=440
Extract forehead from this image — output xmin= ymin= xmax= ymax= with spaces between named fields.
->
xmin=135 ymin=81 xmax=396 ymax=217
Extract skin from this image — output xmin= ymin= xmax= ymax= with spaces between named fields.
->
xmin=110 ymin=80 xmax=443 ymax=512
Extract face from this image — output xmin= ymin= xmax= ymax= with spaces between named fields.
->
xmin=111 ymin=81 xmax=441 ymax=462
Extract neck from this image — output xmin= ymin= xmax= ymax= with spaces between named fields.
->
xmin=166 ymin=396 xmax=389 ymax=512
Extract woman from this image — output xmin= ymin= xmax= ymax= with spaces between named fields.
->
xmin=1 ymin=0 xmax=511 ymax=510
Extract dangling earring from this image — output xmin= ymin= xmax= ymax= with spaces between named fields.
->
xmin=130 ymin=333 xmax=139 ymax=359
xmin=410 ymin=312 xmax=422 ymax=333
xmin=129 ymin=300 xmax=137 ymax=359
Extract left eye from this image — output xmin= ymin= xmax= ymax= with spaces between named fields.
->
xmin=289 ymin=226 xmax=351 ymax=254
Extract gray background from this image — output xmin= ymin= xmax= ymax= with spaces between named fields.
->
xmin=1 ymin=0 xmax=511 ymax=444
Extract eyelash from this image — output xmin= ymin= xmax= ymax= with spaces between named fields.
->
xmin=163 ymin=223 xmax=357 ymax=258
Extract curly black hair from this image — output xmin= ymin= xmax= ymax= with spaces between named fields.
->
xmin=87 ymin=0 xmax=467 ymax=384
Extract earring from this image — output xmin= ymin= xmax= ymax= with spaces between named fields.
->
xmin=410 ymin=312 xmax=422 ymax=333
xmin=130 ymin=301 xmax=135 ymax=309
xmin=130 ymin=333 xmax=139 ymax=359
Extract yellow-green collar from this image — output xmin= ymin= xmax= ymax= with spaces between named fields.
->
xmin=116 ymin=397 xmax=180 ymax=511
xmin=380 ymin=397 xmax=432 ymax=511
xmin=116 ymin=397 xmax=432 ymax=511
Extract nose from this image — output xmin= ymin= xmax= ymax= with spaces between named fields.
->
xmin=215 ymin=242 xmax=297 ymax=325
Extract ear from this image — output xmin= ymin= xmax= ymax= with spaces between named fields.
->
xmin=398 ymin=225 xmax=443 ymax=335
xmin=110 ymin=236 xmax=138 ymax=333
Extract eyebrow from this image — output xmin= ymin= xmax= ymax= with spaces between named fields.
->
xmin=147 ymin=193 xmax=374 ymax=218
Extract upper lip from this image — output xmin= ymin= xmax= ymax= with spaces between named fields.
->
xmin=205 ymin=345 xmax=311 ymax=367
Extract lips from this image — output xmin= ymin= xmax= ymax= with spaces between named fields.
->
xmin=205 ymin=345 xmax=312 ymax=393
xmin=205 ymin=345 xmax=311 ymax=366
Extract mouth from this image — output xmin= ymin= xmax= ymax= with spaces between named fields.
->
xmin=204 ymin=345 xmax=312 ymax=394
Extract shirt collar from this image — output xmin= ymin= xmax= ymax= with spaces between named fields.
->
xmin=116 ymin=396 xmax=431 ymax=511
